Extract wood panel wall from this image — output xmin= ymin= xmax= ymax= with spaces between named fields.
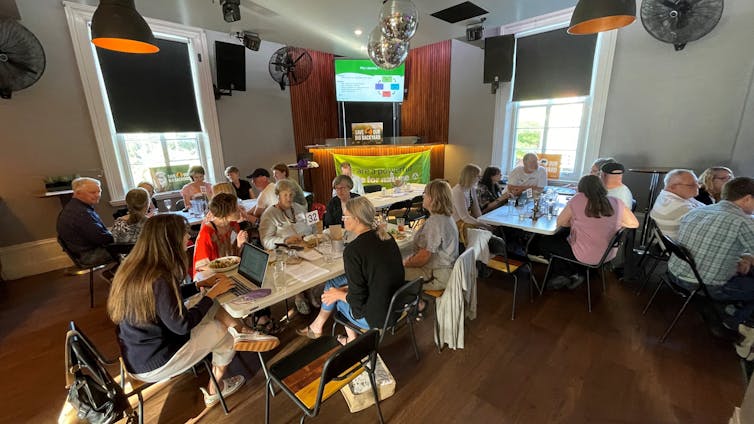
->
xmin=309 ymin=145 xmax=445 ymax=203
xmin=289 ymin=41 xmax=452 ymax=203
xmin=401 ymin=40 xmax=451 ymax=143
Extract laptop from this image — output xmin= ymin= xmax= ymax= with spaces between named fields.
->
xmin=227 ymin=242 xmax=269 ymax=294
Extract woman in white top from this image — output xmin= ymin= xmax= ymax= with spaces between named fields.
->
xmin=451 ymin=164 xmax=492 ymax=244
xmin=181 ymin=165 xmax=213 ymax=209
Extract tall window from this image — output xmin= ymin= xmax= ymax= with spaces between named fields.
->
xmin=512 ymin=97 xmax=588 ymax=180
xmin=118 ymin=133 xmax=205 ymax=190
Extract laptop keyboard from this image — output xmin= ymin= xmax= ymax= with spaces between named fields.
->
xmin=229 ymin=276 xmax=252 ymax=296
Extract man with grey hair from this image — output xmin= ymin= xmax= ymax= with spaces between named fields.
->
xmin=649 ymin=169 xmax=704 ymax=240
xmin=57 ymin=177 xmax=114 ymax=266
xmin=507 ymin=153 xmax=547 ymax=195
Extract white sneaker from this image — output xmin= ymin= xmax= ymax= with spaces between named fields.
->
xmin=200 ymin=375 xmax=245 ymax=407
xmin=735 ymin=324 xmax=754 ymax=359
xmin=228 ymin=327 xmax=280 ymax=352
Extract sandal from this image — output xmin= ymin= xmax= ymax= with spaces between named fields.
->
xmin=295 ymin=325 xmax=323 ymax=339
xmin=336 ymin=334 xmax=348 ymax=346
xmin=415 ymin=299 xmax=427 ymax=321
xmin=255 ymin=319 xmax=283 ymax=335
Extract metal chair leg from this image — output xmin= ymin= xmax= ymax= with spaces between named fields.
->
xmin=368 ymin=369 xmax=385 ymax=424
xmin=510 ymin=275 xmax=518 ymax=320
xmin=407 ymin=318 xmax=420 ymax=361
xmin=259 ymin=352 xmax=276 ymax=397
xmin=643 ymin=278 xmax=665 ymax=315
xmin=601 ymin=266 xmax=607 ymax=293
xmin=541 ymin=260 xmax=554 ymax=295
xmin=265 ymin=379 xmax=272 ymax=424
xmin=660 ymin=291 xmax=697 ymax=343
xmin=528 ymin=265 xmax=535 ymax=303
xmin=636 ymin=257 xmax=662 ymax=296
xmin=137 ymin=392 xmax=144 ymax=424
xmin=203 ymin=359 xmax=229 ymax=414
xmin=89 ymin=269 xmax=94 ymax=308
xmin=586 ymin=268 xmax=592 ymax=312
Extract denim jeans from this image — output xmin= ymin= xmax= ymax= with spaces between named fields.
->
xmin=670 ymin=271 xmax=754 ymax=327
xmin=320 ymin=275 xmax=369 ymax=330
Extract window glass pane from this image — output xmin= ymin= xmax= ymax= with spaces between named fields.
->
xmin=545 ymin=127 xmax=580 ymax=151
xmin=548 ymin=103 xmax=583 ymax=127
xmin=514 ymin=128 xmax=543 ymax=165
xmin=516 ymin=106 xmax=546 ymax=128
xmin=165 ymin=136 xmax=201 ymax=162
xmin=546 ymin=149 xmax=576 ymax=174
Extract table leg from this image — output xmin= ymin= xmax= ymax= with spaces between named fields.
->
xmin=523 ymin=234 xmax=544 ymax=294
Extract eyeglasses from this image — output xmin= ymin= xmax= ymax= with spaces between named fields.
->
xmin=341 ymin=215 xmax=354 ymax=221
xmin=675 ymin=183 xmax=698 ymax=188
xmin=334 ymin=186 xmax=350 ymax=191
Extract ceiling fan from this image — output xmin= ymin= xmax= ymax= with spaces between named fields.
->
xmin=0 ymin=19 xmax=46 ymax=99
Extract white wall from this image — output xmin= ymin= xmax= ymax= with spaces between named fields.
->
xmin=446 ymin=39 xmax=497 ymax=185
xmin=730 ymin=62 xmax=754 ymax=178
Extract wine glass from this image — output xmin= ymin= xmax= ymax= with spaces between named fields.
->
xmin=163 ymin=198 xmax=173 ymax=212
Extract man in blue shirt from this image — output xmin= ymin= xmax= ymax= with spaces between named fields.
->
xmin=57 ymin=177 xmax=114 ymax=266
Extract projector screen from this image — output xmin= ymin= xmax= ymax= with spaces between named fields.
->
xmin=334 ymin=59 xmax=405 ymax=102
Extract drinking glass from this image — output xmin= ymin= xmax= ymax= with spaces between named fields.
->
xmin=507 ymin=202 xmax=516 ymax=215
xmin=163 ymin=198 xmax=172 ymax=212
xmin=320 ymin=240 xmax=334 ymax=264
xmin=273 ymin=260 xmax=286 ymax=289
xmin=516 ymin=205 xmax=527 ymax=220
xmin=396 ymin=217 xmax=406 ymax=232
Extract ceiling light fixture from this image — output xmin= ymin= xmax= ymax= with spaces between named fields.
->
xmin=354 ymin=29 xmax=363 ymax=36
xmin=91 ymin=0 xmax=159 ymax=53
xmin=567 ymin=0 xmax=636 ymax=35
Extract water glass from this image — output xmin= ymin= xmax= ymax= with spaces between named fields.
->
xmin=507 ymin=202 xmax=516 ymax=215
xmin=396 ymin=217 xmax=406 ymax=232
xmin=163 ymin=198 xmax=173 ymax=211
xmin=517 ymin=206 xmax=527 ymax=220
xmin=320 ymin=240 xmax=334 ymax=264
xmin=273 ymin=260 xmax=286 ymax=289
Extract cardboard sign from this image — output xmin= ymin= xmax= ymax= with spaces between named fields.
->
xmin=351 ymin=122 xmax=384 ymax=145
xmin=538 ymin=154 xmax=562 ymax=180
xmin=305 ymin=210 xmax=319 ymax=225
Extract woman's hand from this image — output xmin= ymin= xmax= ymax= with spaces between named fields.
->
xmin=284 ymin=235 xmax=303 ymax=245
xmin=237 ymin=230 xmax=249 ymax=247
xmin=204 ymin=275 xmax=233 ymax=299
xmin=321 ymin=287 xmax=347 ymax=305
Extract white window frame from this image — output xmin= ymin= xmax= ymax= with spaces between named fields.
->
xmin=490 ymin=7 xmax=617 ymax=182
xmin=63 ymin=2 xmax=225 ymax=205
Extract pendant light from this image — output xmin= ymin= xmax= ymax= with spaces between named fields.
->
xmin=91 ymin=0 xmax=159 ymax=54
xmin=567 ymin=0 xmax=636 ymax=35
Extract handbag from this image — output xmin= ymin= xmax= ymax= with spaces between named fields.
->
xmin=66 ymin=372 xmax=134 ymax=424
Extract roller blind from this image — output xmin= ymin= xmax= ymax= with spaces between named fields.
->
xmin=512 ymin=28 xmax=597 ymax=102
xmin=96 ymin=38 xmax=201 ymax=133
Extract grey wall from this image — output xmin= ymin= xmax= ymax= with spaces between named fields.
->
xmin=446 ymin=39 xmax=497 ymax=185
xmin=0 ymin=1 xmax=295 ymax=246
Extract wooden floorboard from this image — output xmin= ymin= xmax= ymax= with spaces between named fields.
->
xmin=0 ymin=266 xmax=745 ymax=424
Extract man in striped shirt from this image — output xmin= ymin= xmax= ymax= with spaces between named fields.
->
xmin=649 ymin=169 xmax=704 ymax=240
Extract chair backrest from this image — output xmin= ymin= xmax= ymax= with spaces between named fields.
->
xmin=58 ymin=236 xmax=86 ymax=268
xmin=382 ymin=278 xmax=423 ymax=331
xmin=174 ymin=199 xmax=186 ymax=211
xmin=363 ymin=184 xmax=382 ymax=194
xmin=658 ymin=234 xmax=708 ymax=291
xmin=631 ymin=198 xmax=637 ymax=212
xmin=318 ymin=329 xmax=380 ymax=405
xmin=594 ymin=228 xmax=626 ymax=267
xmin=105 ymin=243 xmax=135 ymax=262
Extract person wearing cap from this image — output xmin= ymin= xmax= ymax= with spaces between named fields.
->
xmin=600 ymin=162 xmax=633 ymax=209
xmin=649 ymin=169 xmax=704 ymax=240
xmin=507 ymin=153 xmax=547 ymax=195
xmin=247 ymin=168 xmax=277 ymax=224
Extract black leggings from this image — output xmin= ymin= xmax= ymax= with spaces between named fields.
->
xmin=532 ymin=229 xmax=582 ymax=277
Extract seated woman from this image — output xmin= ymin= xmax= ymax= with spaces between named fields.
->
xmin=107 ymin=214 xmax=278 ymax=407
xmin=404 ymin=179 xmax=459 ymax=291
xmin=224 ymin=166 xmax=254 ymax=200
xmin=297 ymin=196 xmax=404 ymax=344
xmin=696 ymin=166 xmax=734 ymax=205
xmin=451 ymin=164 xmax=492 ymax=244
xmin=477 ymin=166 xmax=513 ymax=214
xmin=193 ymin=193 xmax=248 ymax=274
xmin=260 ymin=179 xmax=328 ymax=315
xmin=111 ymin=187 xmax=149 ymax=244
xmin=181 ymin=165 xmax=213 ymax=209
xmin=323 ymin=175 xmax=359 ymax=227
xmin=533 ymin=175 xmax=639 ymax=289
xmin=136 ymin=181 xmax=158 ymax=215
xmin=272 ymin=163 xmax=307 ymax=208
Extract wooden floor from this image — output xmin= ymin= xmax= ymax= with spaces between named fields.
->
xmin=0 ymin=265 xmax=745 ymax=424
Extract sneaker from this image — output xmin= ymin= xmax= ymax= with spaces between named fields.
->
xmin=735 ymin=324 xmax=754 ymax=359
xmin=199 ymin=375 xmax=245 ymax=407
xmin=295 ymin=297 xmax=311 ymax=315
xmin=228 ymin=327 xmax=279 ymax=352
xmin=548 ymin=276 xmax=571 ymax=290
xmin=567 ymin=274 xmax=585 ymax=290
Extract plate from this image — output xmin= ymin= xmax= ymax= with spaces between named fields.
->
xmin=207 ymin=256 xmax=241 ymax=272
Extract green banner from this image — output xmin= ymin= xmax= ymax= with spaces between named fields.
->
xmin=334 ymin=60 xmax=405 ymax=76
xmin=150 ymin=164 xmax=191 ymax=193
xmin=333 ymin=151 xmax=430 ymax=188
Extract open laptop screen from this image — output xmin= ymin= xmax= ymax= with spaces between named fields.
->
xmin=238 ymin=243 xmax=269 ymax=287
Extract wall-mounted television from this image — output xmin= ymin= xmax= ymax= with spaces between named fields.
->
xmin=334 ymin=59 xmax=405 ymax=103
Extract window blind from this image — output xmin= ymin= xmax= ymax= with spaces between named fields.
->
xmin=96 ymin=37 xmax=202 ymax=133
xmin=512 ymin=29 xmax=597 ymax=102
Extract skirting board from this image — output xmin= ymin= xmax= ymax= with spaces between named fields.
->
xmin=0 ymin=238 xmax=73 ymax=280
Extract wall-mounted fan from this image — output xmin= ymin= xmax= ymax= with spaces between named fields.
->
xmin=640 ymin=0 xmax=724 ymax=51
xmin=268 ymin=46 xmax=312 ymax=91
xmin=0 ymin=19 xmax=46 ymax=99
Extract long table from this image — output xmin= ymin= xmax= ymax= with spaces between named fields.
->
xmin=478 ymin=194 xmax=571 ymax=235
xmin=364 ymin=184 xmax=425 ymax=210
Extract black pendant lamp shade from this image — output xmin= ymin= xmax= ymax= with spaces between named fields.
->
xmin=568 ymin=0 xmax=636 ymax=35
xmin=91 ymin=0 xmax=159 ymax=54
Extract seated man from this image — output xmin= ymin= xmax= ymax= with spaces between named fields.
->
xmin=600 ymin=162 xmax=633 ymax=209
xmin=339 ymin=162 xmax=364 ymax=195
xmin=649 ymin=169 xmax=704 ymax=240
xmin=246 ymin=168 xmax=277 ymax=225
xmin=507 ymin=153 xmax=547 ymax=195
xmin=56 ymin=177 xmax=114 ymax=266
xmin=667 ymin=177 xmax=754 ymax=353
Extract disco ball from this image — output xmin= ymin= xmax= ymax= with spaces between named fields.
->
xmin=379 ymin=0 xmax=418 ymax=41
xmin=367 ymin=26 xmax=408 ymax=70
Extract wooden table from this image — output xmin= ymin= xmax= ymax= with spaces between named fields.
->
xmin=364 ymin=184 xmax=425 ymax=210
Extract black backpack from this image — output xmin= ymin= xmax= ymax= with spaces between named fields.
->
xmin=65 ymin=324 xmax=136 ymax=424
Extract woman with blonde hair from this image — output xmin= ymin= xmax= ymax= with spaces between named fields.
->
xmin=181 ymin=165 xmax=213 ymax=208
xmin=404 ymin=179 xmax=459 ymax=291
xmin=296 ymin=196 xmax=404 ymax=344
xmin=451 ymin=164 xmax=492 ymax=244
xmin=108 ymin=214 xmax=278 ymax=407
xmin=696 ymin=166 xmax=734 ymax=205
xmin=112 ymin=187 xmax=149 ymax=244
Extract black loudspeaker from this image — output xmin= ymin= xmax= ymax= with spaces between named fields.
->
xmin=215 ymin=41 xmax=245 ymax=91
xmin=483 ymin=35 xmax=515 ymax=84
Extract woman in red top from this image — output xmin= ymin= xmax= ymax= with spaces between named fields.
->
xmin=193 ymin=193 xmax=248 ymax=275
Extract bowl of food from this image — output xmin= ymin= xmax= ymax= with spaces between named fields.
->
xmin=303 ymin=234 xmax=323 ymax=248
xmin=208 ymin=256 xmax=241 ymax=273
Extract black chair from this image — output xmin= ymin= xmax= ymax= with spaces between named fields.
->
xmin=174 ymin=199 xmax=186 ymax=211
xmin=363 ymin=184 xmax=382 ymax=194
xmin=105 ymin=242 xmax=136 ymax=264
xmin=404 ymin=195 xmax=427 ymax=229
xmin=331 ymin=278 xmax=423 ymax=361
xmin=642 ymin=234 xmax=722 ymax=343
xmin=634 ymin=218 xmax=671 ymax=295
xmin=542 ymin=229 xmax=626 ymax=312
xmin=486 ymin=236 xmax=534 ymax=320
xmin=264 ymin=329 xmax=384 ymax=424
xmin=58 ymin=237 xmax=115 ymax=308
xmin=112 ymin=207 xmax=128 ymax=220
xmin=384 ymin=199 xmax=412 ymax=224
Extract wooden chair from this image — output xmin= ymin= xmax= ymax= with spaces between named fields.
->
xmin=488 ymin=250 xmax=532 ymax=321
xmin=541 ymin=229 xmax=626 ymax=312
xmin=264 ymin=329 xmax=384 ymax=424
xmin=331 ymin=278 xmax=424 ymax=361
